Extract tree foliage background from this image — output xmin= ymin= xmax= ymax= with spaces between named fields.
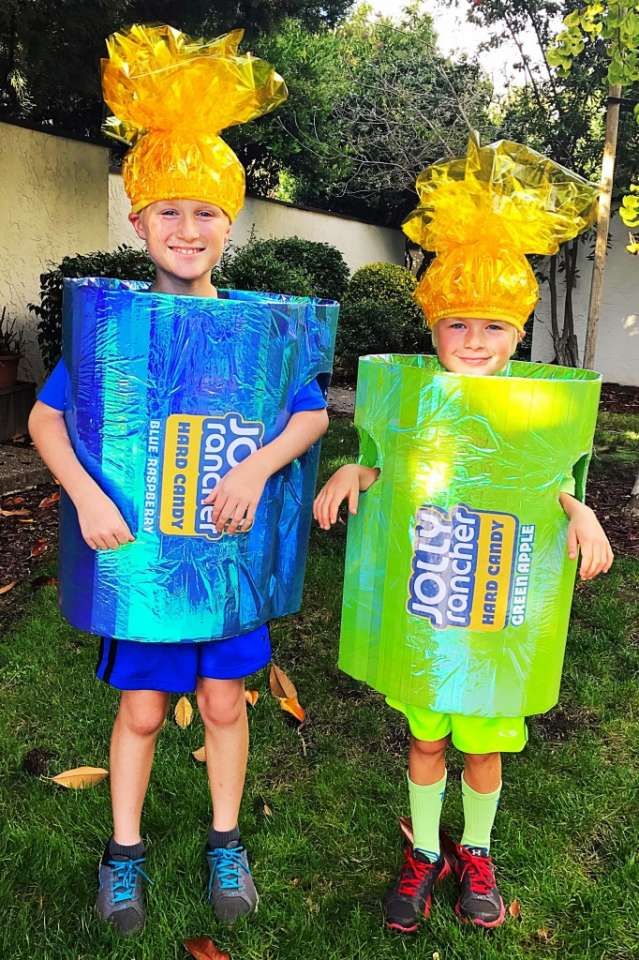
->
xmin=0 ymin=0 xmax=353 ymax=137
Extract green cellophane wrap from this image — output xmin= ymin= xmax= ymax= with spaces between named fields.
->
xmin=339 ymin=355 xmax=602 ymax=718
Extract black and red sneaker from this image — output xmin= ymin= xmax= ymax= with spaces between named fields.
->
xmin=440 ymin=833 xmax=505 ymax=929
xmin=383 ymin=845 xmax=450 ymax=934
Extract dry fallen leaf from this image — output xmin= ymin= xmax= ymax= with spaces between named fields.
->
xmin=175 ymin=696 xmax=193 ymax=729
xmin=18 ymin=518 xmax=35 ymax=524
xmin=269 ymin=664 xmax=306 ymax=723
xmin=537 ymin=927 xmax=551 ymax=942
xmin=0 ymin=507 xmax=31 ymax=517
xmin=0 ymin=580 xmax=17 ymax=595
xmin=192 ymin=746 xmax=207 ymax=763
xmin=508 ymin=899 xmax=522 ymax=919
xmin=269 ymin=664 xmax=297 ymax=699
xmin=30 ymin=539 xmax=49 ymax=559
xmin=183 ymin=936 xmax=230 ymax=960
xmin=280 ymin=695 xmax=305 ymax=723
xmin=50 ymin=766 xmax=108 ymax=789
xmin=38 ymin=491 xmax=60 ymax=510
xmin=245 ymin=689 xmax=259 ymax=707
xmin=3 ymin=496 xmax=25 ymax=506
xmin=433 ymin=953 xmax=441 ymax=960
xmin=399 ymin=815 xmax=414 ymax=844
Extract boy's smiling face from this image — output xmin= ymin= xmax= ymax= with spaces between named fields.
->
xmin=433 ymin=316 xmax=522 ymax=376
xmin=129 ymin=198 xmax=230 ymax=296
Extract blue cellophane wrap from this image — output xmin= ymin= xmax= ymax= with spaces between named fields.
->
xmin=59 ymin=277 xmax=338 ymax=642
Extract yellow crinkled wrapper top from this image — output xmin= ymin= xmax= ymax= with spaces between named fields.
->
xmin=101 ymin=24 xmax=288 ymax=220
xmin=402 ymin=136 xmax=599 ymax=331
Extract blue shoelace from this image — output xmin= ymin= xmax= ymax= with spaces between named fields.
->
xmin=107 ymin=857 xmax=150 ymax=903
xmin=208 ymin=845 xmax=249 ymax=892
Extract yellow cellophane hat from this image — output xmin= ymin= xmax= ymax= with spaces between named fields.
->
xmin=402 ymin=136 xmax=599 ymax=331
xmin=101 ymin=24 xmax=288 ymax=220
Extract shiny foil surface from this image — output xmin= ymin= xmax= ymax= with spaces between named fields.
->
xmin=60 ymin=278 xmax=338 ymax=642
xmin=402 ymin=136 xmax=599 ymax=330
xmin=339 ymin=354 xmax=601 ymax=718
xmin=101 ymin=25 xmax=288 ymax=218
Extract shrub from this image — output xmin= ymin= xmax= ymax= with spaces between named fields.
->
xmin=29 ymin=246 xmax=154 ymax=373
xmin=334 ymin=262 xmax=430 ymax=381
xmin=222 ymin=236 xmax=350 ymax=301
xmin=220 ymin=244 xmax=314 ymax=298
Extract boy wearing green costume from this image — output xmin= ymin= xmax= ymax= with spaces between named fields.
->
xmin=314 ymin=139 xmax=613 ymax=934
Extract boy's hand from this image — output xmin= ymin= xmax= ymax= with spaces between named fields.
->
xmin=76 ymin=489 xmax=134 ymax=551
xmin=563 ymin=499 xmax=614 ymax=580
xmin=313 ymin=464 xmax=379 ymax=530
xmin=204 ymin=457 xmax=270 ymax=534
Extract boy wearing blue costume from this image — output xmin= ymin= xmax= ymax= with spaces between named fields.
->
xmin=29 ymin=25 xmax=327 ymax=937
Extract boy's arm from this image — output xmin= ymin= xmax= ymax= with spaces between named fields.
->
xmin=313 ymin=463 xmax=380 ymax=530
xmin=28 ymin=400 xmax=134 ymax=550
xmin=559 ymin=491 xmax=613 ymax=580
xmin=204 ymin=408 xmax=329 ymax=533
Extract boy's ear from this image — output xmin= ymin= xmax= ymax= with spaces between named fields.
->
xmin=129 ymin=211 xmax=147 ymax=241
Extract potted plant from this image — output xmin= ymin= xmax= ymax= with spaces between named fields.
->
xmin=0 ymin=308 xmax=24 ymax=390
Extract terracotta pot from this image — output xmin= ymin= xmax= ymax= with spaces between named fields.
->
xmin=0 ymin=354 xmax=20 ymax=390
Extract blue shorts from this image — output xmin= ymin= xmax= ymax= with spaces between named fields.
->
xmin=95 ymin=624 xmax=271 ymax=693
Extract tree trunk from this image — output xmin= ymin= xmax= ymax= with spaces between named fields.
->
xmin=554 ymin=240 xmax=580 ymax=366
xmin=584 ymin=84 xmax=622 ymax=369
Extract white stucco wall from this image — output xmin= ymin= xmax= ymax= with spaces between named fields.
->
xmin=532 ymin=215 xmax=639 ymax=385
xmin=108 ymin=172 xmax=404 ymax=271
xmin=0 ymin=122 xmax=109 ymax=380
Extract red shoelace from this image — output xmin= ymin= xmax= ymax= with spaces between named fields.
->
xmin=397 ymin=849 xmax=437 ymax=897
xmin=457 ymin=847 xmax=496 ymax=895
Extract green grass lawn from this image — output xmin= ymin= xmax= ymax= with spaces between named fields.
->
xmin=1 ymin=413 xmax=638 ymax=960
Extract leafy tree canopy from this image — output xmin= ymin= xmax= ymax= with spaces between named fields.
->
xmin=0 ymin=0 xmax=353 ymax=137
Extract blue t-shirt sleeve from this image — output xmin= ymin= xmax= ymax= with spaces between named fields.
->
xmin=37 ymin=359 xmax=69 ymax=411
xmin=291 ymin=377 xmax=328 ymax=414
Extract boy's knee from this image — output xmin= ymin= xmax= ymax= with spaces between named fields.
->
xmin=197 ymin=680 xmax=245 ymax=728
xmin=118 ymin=697 xmax=167 ymax=738
xmin=412 ymin=736 xmax=448 ymax=759
xmin=464 ymin=751 xmax=500 ymax=767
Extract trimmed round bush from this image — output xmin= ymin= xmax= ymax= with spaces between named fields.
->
xmin=334 ymin=262 xmax=431 ymax=382
xmin=220 ymin=243 xmax=314 ymax=298
xmin=222 ymin=237 xmax=350 ymax=301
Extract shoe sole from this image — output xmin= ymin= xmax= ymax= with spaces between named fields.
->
xmin=384 ymin=859 xmax=451 ymax=934
xmin=454 ymin=896 xmax=506 ymax=929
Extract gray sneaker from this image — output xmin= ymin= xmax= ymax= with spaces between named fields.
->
xmin=96 ymin=854 xmax=149 ymax=936
xmin=206 ymin=840 xmax=259 ymax=922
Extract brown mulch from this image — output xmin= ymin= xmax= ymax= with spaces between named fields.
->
xmin=599 ymin=382 xmax=639 ymax=414
xmin=586 ymin=469 xmax=638 ymax=558
xmin=0 ymin=482 xmax=60 ymax=636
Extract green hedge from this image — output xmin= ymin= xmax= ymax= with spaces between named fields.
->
xmin=29 ymin=246 xmax=155 ymax=373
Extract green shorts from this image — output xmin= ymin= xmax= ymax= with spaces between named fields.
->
xmin=386 ymin=698 xmax=528 ymax=754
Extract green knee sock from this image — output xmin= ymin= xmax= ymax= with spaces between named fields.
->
xmin=408 ymin=771 xmax=447 ymax=862
xmin=460 ymin=773 xmax=501 ymax=852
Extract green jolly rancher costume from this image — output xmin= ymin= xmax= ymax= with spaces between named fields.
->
xmin=338 ymin=354 xmax=601 ymax=751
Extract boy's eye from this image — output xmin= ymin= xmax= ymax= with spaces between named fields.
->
xmin=487 ymin=323 xmax=505 ymax=331
xmin=160 ymin=209 xmax=178 ymax=216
